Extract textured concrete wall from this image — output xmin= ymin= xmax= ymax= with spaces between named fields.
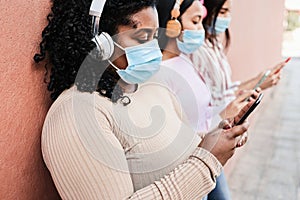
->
xmin=228 ymin=0 xmax=285 ymax=81
xmin=0 ymin=0 xmax=60 ymax=199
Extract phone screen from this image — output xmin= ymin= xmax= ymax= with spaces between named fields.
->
xmin=235 ymin=93 xmax=264 ymax=126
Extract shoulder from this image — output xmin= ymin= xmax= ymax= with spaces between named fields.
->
xmin=41 ymin=86 xmax=119 ymax=167
xmin=161 ymin=56 xmax=185 ymax=68
xmin=42 ymin=86 xmax=116 ymax=143
xmin=45 ymin=86 xmax=112 ymax=119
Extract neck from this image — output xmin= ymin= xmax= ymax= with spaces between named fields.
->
xmin=162 ymin=38 xmax=180 ymax=60
xmin=118 ymin=78 xmax=137 ymax=94
xmin=107 ymin=60 xmax=137 ymax=94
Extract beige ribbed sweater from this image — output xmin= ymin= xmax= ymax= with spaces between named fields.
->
xmin=42 ymin=80 xmax=222 ymax=199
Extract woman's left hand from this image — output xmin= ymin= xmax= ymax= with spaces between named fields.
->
xmin=235 ymin=131 xmax=248 ymax=148
xmin=256 ymin=60 xmax=286 ymax=90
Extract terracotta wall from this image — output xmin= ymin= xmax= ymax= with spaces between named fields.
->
xmin=228 ymin=0 xmax=285 ymax=81
xmin=0 ymin=0 xmax=60 ymax=199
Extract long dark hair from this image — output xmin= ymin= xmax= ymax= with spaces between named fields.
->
xmin=203 ymin=0 xmax=231 ymax=49
xmin=156 ymin=0 xmax=195 ymax=50
xmin=34 ymin=0 xmax=156 ymax=102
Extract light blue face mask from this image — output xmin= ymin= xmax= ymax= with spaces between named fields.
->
xmin=109 ymin=39 xmax=162 ymax=84
xmin=176 ymin=29 xmax=205 ymax=54
xmin=208 ymin=17 xmax=231 ymax=34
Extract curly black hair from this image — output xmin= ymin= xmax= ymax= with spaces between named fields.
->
xmin=34 ymin=0 xmax=156 ymax=102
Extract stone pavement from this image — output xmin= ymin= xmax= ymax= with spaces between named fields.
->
xmin=227 ymin=57 xmax=300 ymax=200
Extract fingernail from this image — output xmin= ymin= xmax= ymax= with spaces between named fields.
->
xmin=223 ymin=124 xmax=231 ymax=130
xmin=238 ymin=90 xmax=246 ymax=95
xmin=218 ymin=119 xmax=232 ymax=129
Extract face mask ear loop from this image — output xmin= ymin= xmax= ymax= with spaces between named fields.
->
xmin=109 ymin=42 xmax=126 ymax=71
xmin=176 ymin=29 xmax=184 ymax=44
xmin=108 ymin=60 xmax=120 ymax=71
xmin=113 ymin=41 xmax=125 ymax=51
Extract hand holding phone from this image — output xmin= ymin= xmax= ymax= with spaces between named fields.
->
xmin=234 ymin=93 xmax=264 ymax=126
xmin=253 ymin=70 xmax=271 ymax=90
xmin=253 ymin=58 xmax=290 ymax=91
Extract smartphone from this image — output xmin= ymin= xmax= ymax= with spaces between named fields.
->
xmin=243 ymin=70 xmax=269 ymax=102
xmin=235 ymin=93 xmax=264 ymax=126
xmin=253 ymin=70 xmax=271 ymax=90
xmin=274 ymin=57 xmax=292 ymax=74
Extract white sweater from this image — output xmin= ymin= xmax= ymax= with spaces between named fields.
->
xmin=41 ymin=79 xmax=222 ymax=199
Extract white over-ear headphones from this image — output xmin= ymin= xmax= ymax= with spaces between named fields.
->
xmin=89 ymin=0 xmax=114 ymax=60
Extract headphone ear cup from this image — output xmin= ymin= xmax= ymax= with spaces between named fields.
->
xmin=166 ymin=19 xmax=182 ymax=38
xmin=202 ymin=6 xmax=207 ymax=19
xmin=92 ymin=32 xmax=114 ymax=60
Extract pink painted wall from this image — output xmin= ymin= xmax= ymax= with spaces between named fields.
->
xmin=0 ymin=0 xmax=285 ymax=199
xmin=224 ymin=0 xmax=285 ymax=176
xmin=227 ymin=0 xmax=285 ymax=81
xmin=0 ymin=0 xmax=60 ymax=199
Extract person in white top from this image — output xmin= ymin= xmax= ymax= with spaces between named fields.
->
xmin=191 ymin=0 xmax=287 ymax=199
xmin=192 ymin=0 xmax=287 ymax=120
xmin=34 ymin=0 xmax=251 ymax=199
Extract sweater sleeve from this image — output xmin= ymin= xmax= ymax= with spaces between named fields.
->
xmin=135 ymin=148 xmax=223 ymax=199
xmin=42 ymin=95 xmax=222 ymax=200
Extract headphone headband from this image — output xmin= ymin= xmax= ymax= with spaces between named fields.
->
xmin=89 ymin=0 xmax=114 ymax=60
xmin=171 ymin=0 xmax=207 ymax=19
xmin=90 ymin=0 xmax=107 ymax=35
xmin=170 ymin=0 xmax=184 ymax=19
xmin=89 ymin=0 xmax=106 ymax=17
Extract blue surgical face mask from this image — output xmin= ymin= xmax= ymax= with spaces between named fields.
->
xmin=208 ymin=17 xmax=231 ymax=34
xmin=176 ymin=29 xmax=205 ymax=54
xmin=109 ymin=39 xmax=162 ymax=84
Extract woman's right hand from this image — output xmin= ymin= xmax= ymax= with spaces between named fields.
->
xmin=254 ymin=60 xmax=286 ymax=90
xmin=220 ymin=89 xmax=257 ymax=119
xmin=200 ymin=95 xmax=261 ymax=166
xmin=199 ymin=120 xmax=249 ymax=166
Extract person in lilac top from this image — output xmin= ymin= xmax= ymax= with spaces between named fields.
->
xmin=156 ymin=0 xmax=212 ymax=133
xmin=155 ymin=0 xmax=256 ymax=199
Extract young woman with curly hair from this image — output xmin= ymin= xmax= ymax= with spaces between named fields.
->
xmin=34 ymin=0 xmax=250 ymax=199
